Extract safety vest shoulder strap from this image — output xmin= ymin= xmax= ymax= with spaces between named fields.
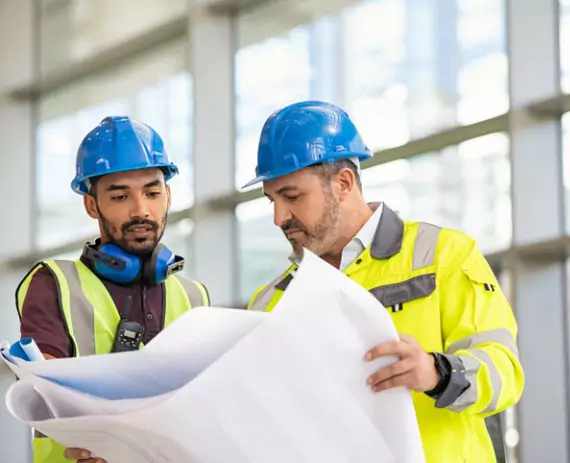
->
xmin=172 ymin=275 xmax=210 ymax=307
xmin=163 ymin=275 xmax=209 ymax=327
xmin=47 ymin=259 xmax=109 ymax=357
xmin=71 ymin=260 xmax=121 ymax=355
xmin=16 ymin=260 xmax=89 ymax=357
xmin=412 ymin=222 xmax=441 ymax=270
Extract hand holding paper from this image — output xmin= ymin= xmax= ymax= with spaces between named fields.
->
xmin=365 ymin=333 xmax=440 ymax=392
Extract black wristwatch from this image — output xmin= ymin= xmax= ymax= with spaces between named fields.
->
xmin=425 ymin=353 xmax=451 ymax=398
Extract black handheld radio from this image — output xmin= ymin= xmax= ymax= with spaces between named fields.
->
xmin=111 ymin=295 xmax=145 ymax=353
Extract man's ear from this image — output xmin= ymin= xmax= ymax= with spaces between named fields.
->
xmin=337 ymin=168 xmax=356 ymax=199
xmin=84 ymin=195 xmax=99 ymax=219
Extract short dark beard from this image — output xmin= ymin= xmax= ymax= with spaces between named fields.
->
xmin=96 ymin=203 xmax=166 ymax=256
xmin=281 ymin=184 xmax=341 ymax=259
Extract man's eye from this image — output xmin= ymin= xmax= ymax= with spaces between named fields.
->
xmin=112 ymin=195 xmax=127 ymax=201
xmin=147 ymin=192 xmax=161 ymax=197
xmin=285 ymin=196 xmax=300 ymax=202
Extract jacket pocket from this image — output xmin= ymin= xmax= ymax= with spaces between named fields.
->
xmin=369 ymin=273 xmax=436 ymax=307
xmin=461 ymin=259 xmax=499 ymax=293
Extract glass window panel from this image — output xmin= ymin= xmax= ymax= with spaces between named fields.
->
xmin=343 ymin=0 xmax=409 ymax=148
xmin=36 ymin=40 xmax=191 ymax=250
xmin=135 ymin=72 xmax=194 ymax=212
xmin=235 ymin=25 xmax=312 ymax=189
xmin=39 ymin=0 xmax=187 ymax=74
xmin=237 ymin=197 xmax=291 ymax=303
xmin=234 ymin=0 xmax=506 ymax=186
xmin=343 ymin=0 xmax=507 ymax=150
xmin=362 ymin=133 xmax=511 ymax=253
xmin=456 ymin=0 xmax=508 ymax=124
xmin=236 ymin=0 xmax=356 ymax=48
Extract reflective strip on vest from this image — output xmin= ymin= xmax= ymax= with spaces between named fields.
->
xmin=52 ymin=260 xmax=96 ymax=357
xmin=412 ymin=222 xmax=441 ymax=270
xmin=248 ymin=271 xmax=290 ymax=312
xmin=176 ymin=276 xmax=209 ymax=308
xmin=448 ymin=328 xmax=519 ymax=358
xmin=449 ymin=350 xmax=503 ymax=413
xmin=446 ymin=328 xmax=519 ymax=413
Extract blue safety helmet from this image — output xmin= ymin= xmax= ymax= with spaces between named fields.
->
xmin=71 ymin=116 xmax=179 ymax=195
xmin=242 ymin=100 xmax=372 ymax=188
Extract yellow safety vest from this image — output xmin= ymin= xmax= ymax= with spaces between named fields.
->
xmin=16 ymin=259 xmax=209 ymax=463
xmin=247 ymin=205 xmax=524 ymax=463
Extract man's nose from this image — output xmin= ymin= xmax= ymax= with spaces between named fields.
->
xmin=273 ymin=202 xmax=293 ymax=228
xmin=130 ymin=195 xmax=151 ymax=219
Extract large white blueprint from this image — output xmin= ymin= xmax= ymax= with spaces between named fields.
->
xmin=3 ymin=251 xmax=425 ymax=463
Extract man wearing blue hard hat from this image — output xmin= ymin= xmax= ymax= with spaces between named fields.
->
xmin=246 ymin=101 xmax=524 ymax=462
xmin=16 ymin=116 xmax=210 ymax=463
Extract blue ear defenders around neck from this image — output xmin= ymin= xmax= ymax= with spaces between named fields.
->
xmin=83 ymin=242 xmax=185 ymax=286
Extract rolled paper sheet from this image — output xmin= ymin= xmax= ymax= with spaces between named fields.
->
xmin=20 ymin=338 xmax=45 ymax=362
xmin=4 ymin=338 xmax=45 ymax=363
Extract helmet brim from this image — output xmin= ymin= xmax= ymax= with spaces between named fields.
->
xmin=71 ymin=163 xmax=179 ymax=195
xmin=241 ymin=152 xmax=372 ymax=190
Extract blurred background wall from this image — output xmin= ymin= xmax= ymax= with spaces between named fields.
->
xmin=1 ymin=0 xmax=569 ymax=461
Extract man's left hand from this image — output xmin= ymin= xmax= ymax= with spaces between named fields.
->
xmin=365 ymin=333 xmax=440 ymax=393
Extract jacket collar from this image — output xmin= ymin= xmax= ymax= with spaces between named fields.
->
xmin=369 ymin=203 xmax=404 ymax=259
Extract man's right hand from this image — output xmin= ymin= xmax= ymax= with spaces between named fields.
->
xmin=64 ymin=447 xmax=106 ymax=463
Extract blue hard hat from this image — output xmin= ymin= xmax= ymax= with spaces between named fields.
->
xmin=71 ymin=116 xmax=179 ymax=195
xmin=243 ymin=100 xmax=372 ymax=188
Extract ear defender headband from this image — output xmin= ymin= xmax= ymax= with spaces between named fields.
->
xmin=82 ymin=242 xmax=185 ymax=286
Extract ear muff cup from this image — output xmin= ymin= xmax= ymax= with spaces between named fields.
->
xmin=89 ymin=243 xmax=142 ymax=285
xmin=143 ymin=243 xmax=177 ymax=286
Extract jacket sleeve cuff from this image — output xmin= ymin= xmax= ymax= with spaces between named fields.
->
xmin=434 ymin=354 xmax=471 ymax=408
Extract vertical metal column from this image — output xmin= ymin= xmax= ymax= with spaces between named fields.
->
xmin=309 ymin=15 xmax=342 ymax=104
xmin=189 ymin=8 xmax=238 ymax=306
xmin=507 ymin=0 xmax=568 ymax=461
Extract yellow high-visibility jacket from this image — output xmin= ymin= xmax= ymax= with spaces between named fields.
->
xmin=247 ymin=204 xmax=524 ymax=463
